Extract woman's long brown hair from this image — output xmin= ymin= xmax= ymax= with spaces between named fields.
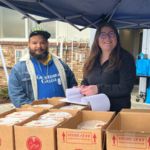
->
xmin=83 ymin=22 xmax=122 ymax=77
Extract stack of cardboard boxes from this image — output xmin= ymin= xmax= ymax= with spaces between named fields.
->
xmin=0 ymin=97 xmax=149 ymax=150
xmin=106 ymin=109 xmax=150 ymax=150
xmin=15 ymin=109 xmax=78 ymax=150
xmin=57 ymin=111 xmax=115 ymax=150
xmin=0 ymin=108 xmax=46 ymax=150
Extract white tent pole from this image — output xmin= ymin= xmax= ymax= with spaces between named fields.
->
xmin=60 ymin=39 xmax=63 ymax=59
xmin=138 ymin=29 xmax=149 ymax=95
xmin=71 ymin=39 xmax=74 ymax=70
xmin=0 ymin=46 xmax=9 ymax=84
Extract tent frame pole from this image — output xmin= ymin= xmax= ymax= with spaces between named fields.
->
xmin=38 ymin=1 xmax=82 ymax=31
xmin=0 ymin=46 xmax=9 ymax=84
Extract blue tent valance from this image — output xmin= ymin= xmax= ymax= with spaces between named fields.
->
xmin=0 ymin=0 xmax=150 ymax=31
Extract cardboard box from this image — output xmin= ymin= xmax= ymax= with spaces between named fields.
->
xmin=0 ymin=108 xmax=45 ymax=150
xmin=22 ymin=97 xmax=66 ymax=109
xmin=33 ymin=97 xmax=90 ymax=111
xmin=14 ymin=109 xmax=78 ymax=150
xmin=55 ymin=102 xmax=90 ymax=111
xmin=57 ymin=111 xmax=115 ymax=150
xmin=106 ymin=112 xmax=150 ymax=150
xmin=121 ymin=108 xmax=150 ymax=113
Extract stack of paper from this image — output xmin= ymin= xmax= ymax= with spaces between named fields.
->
xmin=63 ymin=87 xmax=110 ymax=111
xmin=66 ymin=87 xmax=83 ymax=102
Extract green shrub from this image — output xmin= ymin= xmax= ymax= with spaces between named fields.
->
xmin=0 ymin=87 xmax=9 ymax=99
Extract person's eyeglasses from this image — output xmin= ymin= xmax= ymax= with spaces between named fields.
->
xmin=99 ymin=31 xmax=116 ymax=39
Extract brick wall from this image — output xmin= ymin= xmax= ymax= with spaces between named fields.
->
xmin=0 ymin=41 xmax=90 ymax=87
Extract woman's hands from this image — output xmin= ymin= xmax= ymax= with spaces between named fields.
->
xmin=80 ymin=85 xmax=98 ymax=96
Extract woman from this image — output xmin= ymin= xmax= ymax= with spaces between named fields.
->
xmin=80 ymin=22 xmax=136 ymax=112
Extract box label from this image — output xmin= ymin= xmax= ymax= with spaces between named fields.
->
xmin=26 ymin=136 xmax=42 ymax=150
xmin=61 ymin=131 xmax=97 ymax=144
xmin=111 ymin=134 xmax=150 ymax=149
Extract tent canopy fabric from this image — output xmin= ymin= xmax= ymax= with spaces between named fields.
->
xmin=0 ymin=0 xmax=150 ymax=30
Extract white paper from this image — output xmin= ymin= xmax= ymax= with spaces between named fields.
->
xmin=64 ymin=88 xmax=110 ymax=111
xmin=65 ymin=87 xmax=83 ymax=102
xmin=81 ymin=94 xmax=110 ymax=111
xmin=59 ymin=98 xmax=88 ymax=106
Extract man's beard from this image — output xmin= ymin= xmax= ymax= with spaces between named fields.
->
xmin=30 ymin=49 xmax=49 ymax=61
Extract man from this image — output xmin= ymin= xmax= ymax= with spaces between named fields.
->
xmin=8 ymin=30 xmax=77 ymax=107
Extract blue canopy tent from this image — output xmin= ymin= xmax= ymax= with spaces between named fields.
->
xmin=0 ymin=0 xmax=150 ymax=30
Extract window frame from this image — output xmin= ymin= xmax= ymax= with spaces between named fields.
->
xmin=0 ymin=7 xmax=57 ymax=42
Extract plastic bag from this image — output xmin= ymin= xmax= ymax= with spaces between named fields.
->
xmin=136 ymin=52 xmax=150 ymax=76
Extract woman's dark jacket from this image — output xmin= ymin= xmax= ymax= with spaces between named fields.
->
xmin=81 ymin=49 xmax=136 ymax=112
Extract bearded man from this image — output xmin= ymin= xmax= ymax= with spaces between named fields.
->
xmin=8 ymin=30 xmax=77 ymax=107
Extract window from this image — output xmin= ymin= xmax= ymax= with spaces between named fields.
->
xmin=15 ymin=49 xmax=28 ymax=63
xmin=42 ymin=22 xmax=56 ymax=39
xmin=0 ymin=7 xmax=56 ymax=39
xmin=28 ymin=15 xmax=56 ymax=39
xmin=15 ymin=50 xmax=22 ymax=63
xmin=0 ymin=7 xmax=25 ymax=38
